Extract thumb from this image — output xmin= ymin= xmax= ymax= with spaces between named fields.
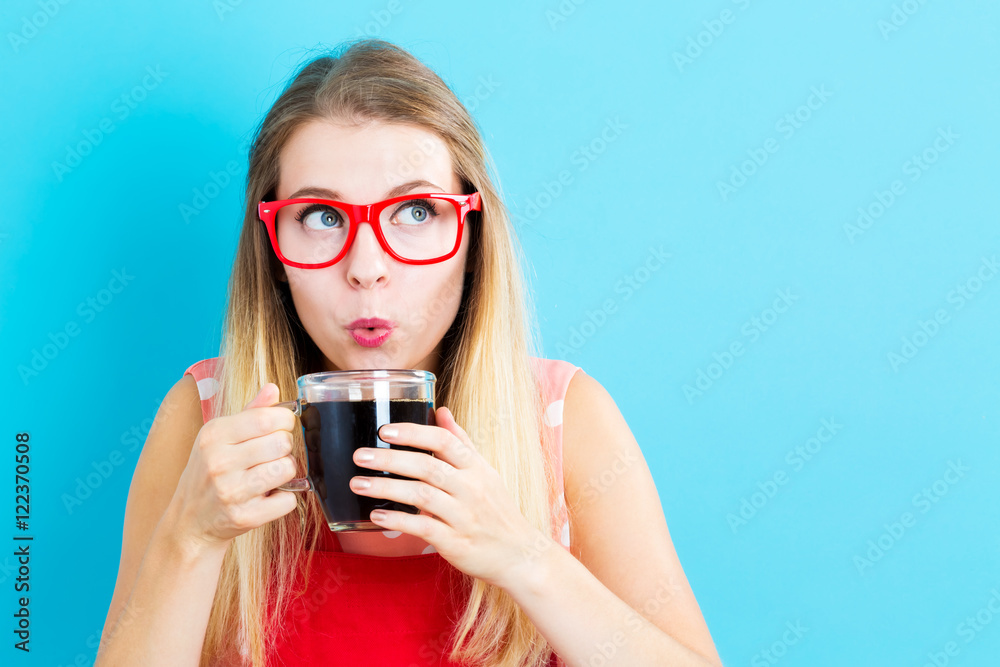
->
xmin=244 ymin=382 xmax=279 ymax=410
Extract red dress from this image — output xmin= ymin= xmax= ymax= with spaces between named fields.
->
xmin=183 ymin=357 xmax=582 ymax=666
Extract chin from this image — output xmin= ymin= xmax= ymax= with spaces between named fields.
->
xmin=338 ymin=351 xmax=400 ymax=371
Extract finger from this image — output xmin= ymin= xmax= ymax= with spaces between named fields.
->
xmin=377 ymin=422 xmax=477 ymax=471
xmin=435 ymin=407 xmax=479 ymax=470
xmin=219 ymin=407 xmax=296 ymax=446
xmin=217 ymin=385 xmax=296 ymax=444
xmin=239 ymin=486 xmax=300 ymax=527
xmin=351 ymin=477 xmax=454 ymax=521
xmin=353 ymin=446 xmax=458 ymax=492
xmin=240 ymin=454 xmax=299 ymax=502
xmin=438 ymin=407 xmax=470 ymax=440
xmin=244 ymin=383 xmax=278 ymax=410
xmin=230 ymin=430 xmax=294 ymax=469
xmin=369 ymin=506 xmax=446 ymax=544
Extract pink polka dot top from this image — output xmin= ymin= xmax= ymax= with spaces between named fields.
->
xmin=182 ymin=355 xmax=583 ymax=666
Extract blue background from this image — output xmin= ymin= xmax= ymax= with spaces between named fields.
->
xmin=2 ymin=1 xmax=998 ymax=665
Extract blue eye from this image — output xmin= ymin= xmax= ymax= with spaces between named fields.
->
xmin=393 ymin=199 xmax=439 ymax=225
xmin=296 ymin=205 xmax=344 ymax=230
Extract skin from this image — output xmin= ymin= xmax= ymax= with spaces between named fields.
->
xmin=275 ymin=119 xmax=469 ymax=377
xmin=277 ymin=119 xmax=722 ymax=664
xmin=97 ymin=118 xmax=722 ymax=667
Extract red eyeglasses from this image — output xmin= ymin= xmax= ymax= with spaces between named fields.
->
xmin=258 ymin=192 xmax=481 ymax=269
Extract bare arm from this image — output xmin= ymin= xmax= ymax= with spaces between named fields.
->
xmin=98 ymin=510 xmax=230 ymax=665
xmin=498 ymin=370 xmax=723 ymax=666
xmin=96 ymin=379 xmax=299 ymax=666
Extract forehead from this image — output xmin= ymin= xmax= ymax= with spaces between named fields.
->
xmin=277 ymin=119 xmax=459 ymax=200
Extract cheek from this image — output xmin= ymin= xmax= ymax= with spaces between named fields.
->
xmin=286 ymin=274 xmax=341 ymax=327
xmin=403 ymin=269 xmax=465 ymax=329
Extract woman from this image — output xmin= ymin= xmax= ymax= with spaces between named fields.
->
xmin=97 ymin=39 xmax=722 ymax=667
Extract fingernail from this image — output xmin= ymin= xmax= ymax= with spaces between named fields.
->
xmin=380 ymin=425 xmax=398 ymax=439
xmin=355 ymin=449 xmax=374 ymax=462
xmin=352 ymin=477 xmax=371 ymax=489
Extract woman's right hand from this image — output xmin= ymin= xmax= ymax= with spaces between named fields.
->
xmin=163 ymin=383 xmax=301 ymax=552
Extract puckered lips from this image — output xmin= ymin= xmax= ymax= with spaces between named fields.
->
xmin=347 ymin=317 xmax=395 ymax=348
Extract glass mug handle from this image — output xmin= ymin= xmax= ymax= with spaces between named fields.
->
xmin=273 ymin=399 xmax=311 ymax=493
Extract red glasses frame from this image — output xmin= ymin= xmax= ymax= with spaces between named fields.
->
xmin=258 ymin=192 xmax=481 ymax=269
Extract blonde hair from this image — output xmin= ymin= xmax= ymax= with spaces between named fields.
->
xmin=200 ymin=39 xmax=561 ymax=666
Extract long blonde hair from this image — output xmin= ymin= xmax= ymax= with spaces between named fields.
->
xmin=201 ymin=39 xmax=561 ymax=667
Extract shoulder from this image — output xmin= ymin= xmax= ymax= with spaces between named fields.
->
xmin=182 ymin=357 xmax=223 ymax=422
xmin=145 ymin=356 xmax=220 ymax=459
xmin=559 ymin=365 xmax=653 ymax=538
xmin=183 ymin=357 xmax=222 ymax=393
xmin=147 ymin=371 xmax=207 ymax=461
xmin=166 ymin=373 xmax=205 ymax=426
xmin=528 ymin=356 xmax=584 ymax=402
xmin=561 ymin=369 xmax=623 ymax=486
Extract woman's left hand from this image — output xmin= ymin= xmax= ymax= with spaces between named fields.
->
xmin=350 ymin=406 xmax=552 ymax=589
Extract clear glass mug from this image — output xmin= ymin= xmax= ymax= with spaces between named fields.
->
xmin=274 ymin=369 xmax=436 ymax=532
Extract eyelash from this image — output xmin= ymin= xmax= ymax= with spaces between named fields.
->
xmin=292 ymin=199 xmax=440 ymax=225
xmin=393 ymin=199 xmax=440 ymax=219
xmin=294 ymin=204 xmax=342 ymax=225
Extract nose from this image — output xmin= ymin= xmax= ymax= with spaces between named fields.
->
xmin=344 ymin=220 xmax=390 ymax=289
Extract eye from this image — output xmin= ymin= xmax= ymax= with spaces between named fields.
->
xmin=296 ymin=205 xmax=344 ymax=230
xmin=392 ymin=199 xmax=439 ymax=225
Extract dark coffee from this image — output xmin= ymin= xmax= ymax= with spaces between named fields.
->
xmin=300 ymin=398 xmax=434 ymax=530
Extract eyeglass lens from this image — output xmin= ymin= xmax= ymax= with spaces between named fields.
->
xmin=275 ymin=196 xmax=460 ymax=264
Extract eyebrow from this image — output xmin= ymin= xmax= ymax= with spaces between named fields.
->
xmin=287 ymin=179 xmax=445 ymax=201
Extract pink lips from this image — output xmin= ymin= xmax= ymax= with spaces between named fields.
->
xmin=347 ymin=318 xmax=395 ymax=348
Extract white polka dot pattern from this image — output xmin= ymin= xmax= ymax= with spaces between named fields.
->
xmin=196 ymin=377 xmax=219 ymax=400
xmin=184 ymin=356 xmax=582 ymax=559
xmin=543 ymin=399 xmax=564 ymax=427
